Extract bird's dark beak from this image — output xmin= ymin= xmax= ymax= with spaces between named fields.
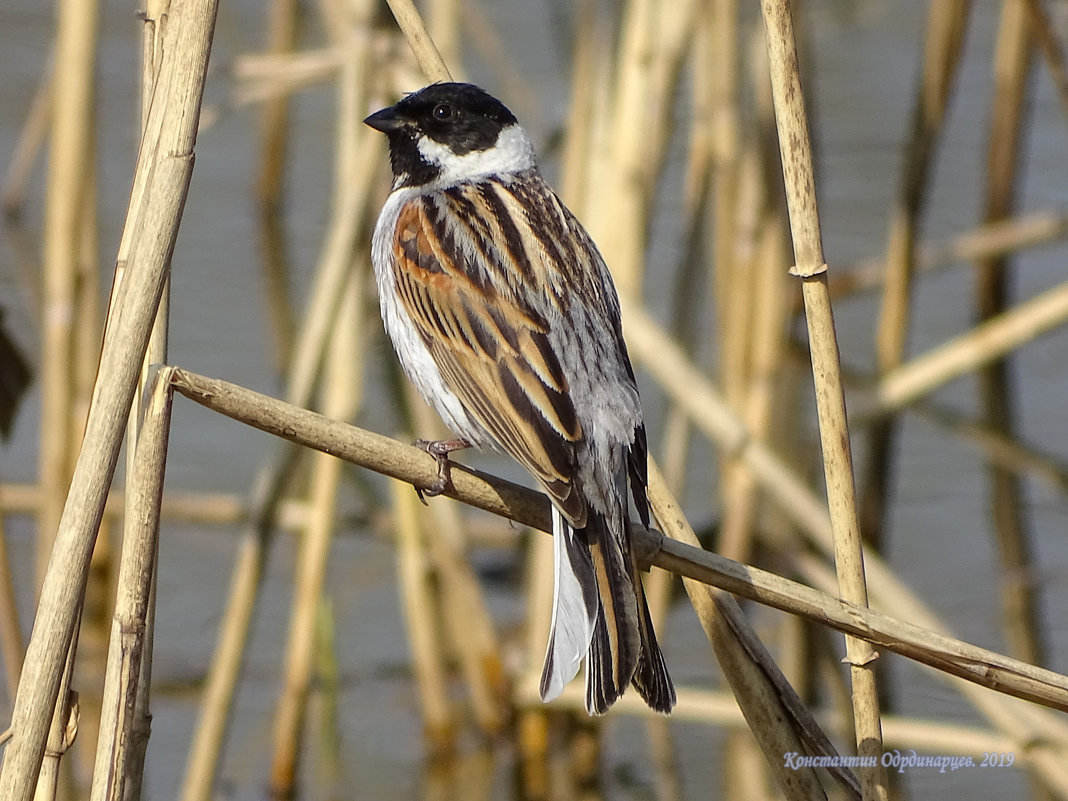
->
xmin=364 ymin=105 xmax=405 ymax=133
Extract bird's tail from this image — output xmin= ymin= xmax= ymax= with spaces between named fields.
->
xmin=539 ymin=507 xmax=675 ymax=715
xmin=539 ymin=507 xmax=598 ymax=702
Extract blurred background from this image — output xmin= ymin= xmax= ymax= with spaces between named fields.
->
xmin=2 ymin=0 xmax=1068 ymax=799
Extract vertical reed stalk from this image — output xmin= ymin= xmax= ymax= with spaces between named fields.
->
xmin=179 ymin=5 xmax=380 ymax=795
xmin=88 ymin=368 xmax=173 ymax=801
xmin=392 ymin=478 xmax=454 ymax=750
xmin=32 ymin=624 xmax=80 ymax=801
xmin=977 ymin=0 xmax=1045 ymax=669
xmin=0 ymin=514 xmax=24 ymax=703
xmin=269 ymin=269 xmax=362 ymax=796
xmin=267 ymin=3 xmax=374 ymax=786
xmin=0 ymin=2 xmax=218 ymax=797
xmin=256 ymin=0 xmax=299 ymax=210
xmin=758 ymin=3 xmax=888 ymax=798
xmin=36 ymin=0 xmax=100 ymax=587
xmin=88 ymin=7 xmax=173 ymax=797
xmin=860 ymin=0 xmax=971 ymax=548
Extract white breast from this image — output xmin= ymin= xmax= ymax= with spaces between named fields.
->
xmin=370 ymin=188 xmax=496 ymax=447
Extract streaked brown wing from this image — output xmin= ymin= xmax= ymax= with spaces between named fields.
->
xmin=390 ymin=194 xmax=587 ymax=526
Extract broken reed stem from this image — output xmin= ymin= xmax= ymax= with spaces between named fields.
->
xmin=758 ymin=2 xmax=887 ymax=797
xmin=0 ymin=3 xmax=218 ymax=799
xmin=33 ymin=625 xmax=80 ymax=801
xmin=88 ymin=368 xmax=173 ymax=801
xmin=165 ymin=367 xmax=1068 ymax=715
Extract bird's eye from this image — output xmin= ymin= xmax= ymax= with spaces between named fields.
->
xmin=432 ymin=103 xmax=454 ymax=121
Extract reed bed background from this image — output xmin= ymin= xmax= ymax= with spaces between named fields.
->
xmin=1 ymin=1 xmax=1068 ymax=799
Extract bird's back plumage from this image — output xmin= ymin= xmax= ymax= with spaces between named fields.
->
xmin=367 ymin=82 xmax=675 ymax=715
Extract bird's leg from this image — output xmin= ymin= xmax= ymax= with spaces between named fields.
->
xmin=413 ymin=438 xmax=471 ymax=501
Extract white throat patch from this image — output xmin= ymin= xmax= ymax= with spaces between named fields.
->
xmin=416 ymin=124 xmax=536 ymax=186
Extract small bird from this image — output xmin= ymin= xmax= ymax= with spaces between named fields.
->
xmin=365 ymin=82 xmax=675 ymax=715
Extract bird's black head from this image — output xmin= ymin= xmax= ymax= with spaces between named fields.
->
xmin=365 ymin=82 xmax=527 ymax=188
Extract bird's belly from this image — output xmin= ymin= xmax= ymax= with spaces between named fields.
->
xmin=379 ymin=285 xmax=495 ymax=448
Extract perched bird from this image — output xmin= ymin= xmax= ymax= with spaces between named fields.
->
xmin=365 ymin=82 xmax=675 ymax=715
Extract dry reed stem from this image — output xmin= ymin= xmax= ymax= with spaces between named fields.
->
xmin=1 ymin=60 xmax=51 ymax=218
xmin=165 ymin=367 xmax=1068 ymax=714
xmin=269 ymin=273 xmax=362 ymax=794
xmin=0 ymin=514 xmax=24 ymax=703
xmin=852 ymin=278 xmax=1068 ymax=420
xmin=88 ymin=368 xmax=172 ymax=801
xmin=646 ymin=461 xmax=855 ymax=801
xmin=267 ymin=10 xmax=374 ymax=785
xmin=976 ymin=0 xmax=1046 ymax=674
xmin=427 ymin=0 xmax=461 ymax=72
xmin=255 ymin=0 xmax=299 ymax=208
xmin=0 ymin=3 xmax=218 ymax=797
xmin=36 ymin=0 xmax=100 ymax=588
xmin=392 ymin=480 xmax=455 ymax=749
xmin=108 ymin=11 xmax=172 ymax=797
xmin=914 ymin=401 xmax=1068 ymax=493
xmin=861 ymin=0 xmax=970 ymax=546
xmin=176 ymin=463 xmax=294 ymax=801
xmin=0 ymin=484 xmax=310 ymax=528
xmin=180 ymin=12 xmax=382 ymax=795
xmin=33 ymin=630 xmax=79 ymax=801
xmin=407 ymin=398 xmax=508 ymax=736
xmin=761 ymin=3 xmax=886 ymax=795
xmin=1022 ymin=0 xmax=1068 ymax=126
xmin=832 ymin=207 xmax=1068 ymax=300
xmin=605 ymin=0 xmax=655 ymax=286
xmin=383 ymin=0 xmax=452 ymax=82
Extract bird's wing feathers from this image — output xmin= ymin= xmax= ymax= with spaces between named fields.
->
xmin=390 ymin=183 xmax=587 ymax=525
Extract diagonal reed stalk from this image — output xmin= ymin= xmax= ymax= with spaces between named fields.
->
xmin=166 ymin=367 xmax=1068 ymax=716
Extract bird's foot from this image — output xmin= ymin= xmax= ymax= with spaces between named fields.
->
xmin=413 ymin=438 xmax=470 ymax=502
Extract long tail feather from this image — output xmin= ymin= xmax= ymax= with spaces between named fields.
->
xmin=629 ymin=564 xmax=676 ymax=713
xmin=583 ymin=513 xmax=640 ymax=715
xmin=539 ymin=507 xmax=598 ymax=702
